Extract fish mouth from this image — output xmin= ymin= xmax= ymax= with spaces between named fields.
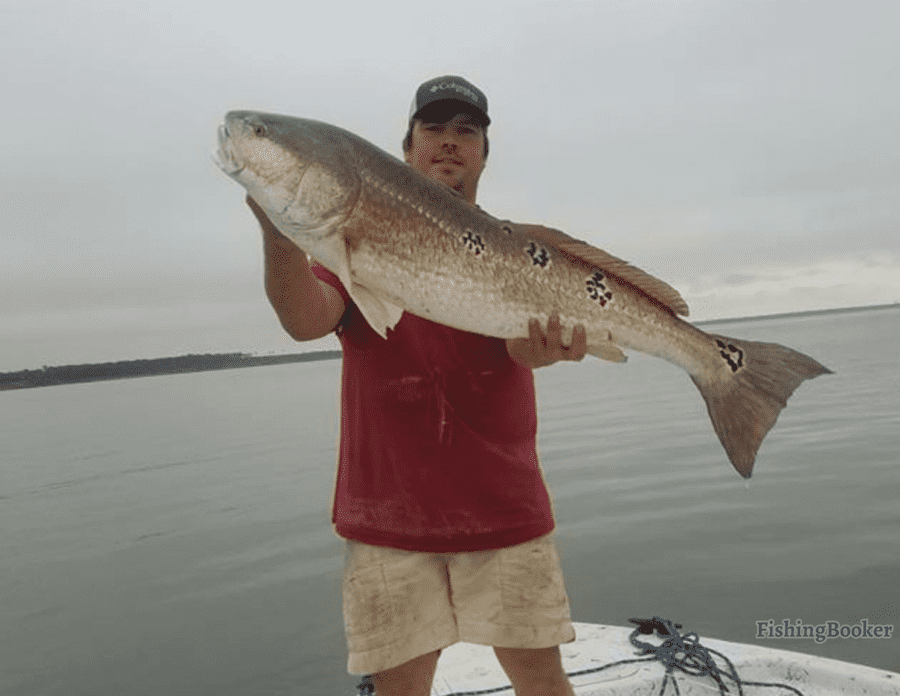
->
xmin=214 ymin=123 xmax=244 ymax=176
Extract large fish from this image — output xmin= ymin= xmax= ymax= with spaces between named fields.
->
xmin=215 ymin=110 xmax=832 ymax=478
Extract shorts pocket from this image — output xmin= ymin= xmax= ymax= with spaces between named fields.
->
xmin=343 ymin=564 xmax=393 ymax=646
xmin=498 ymin=539 xmax=568 ymax=612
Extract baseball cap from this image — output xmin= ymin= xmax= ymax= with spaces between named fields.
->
xmin=409 ymin=75 xmax=490 ymax=127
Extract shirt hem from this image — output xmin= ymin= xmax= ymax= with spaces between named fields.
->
xmin=334 ymin=520 xmax=555 ymax=553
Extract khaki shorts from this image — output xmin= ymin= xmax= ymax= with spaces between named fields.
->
xmin=342 ymin=533 xmax=575 ymax=675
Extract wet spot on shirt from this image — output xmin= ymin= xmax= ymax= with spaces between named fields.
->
xmin=385 ymin=375 xmax=428 ymax=403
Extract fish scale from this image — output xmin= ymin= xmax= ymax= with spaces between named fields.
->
xmin=352 ymin=159 xmax=648 ymax=355
xmin=216 ymin=110 xmax=833 ymax=478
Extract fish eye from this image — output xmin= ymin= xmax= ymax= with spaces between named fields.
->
xmin=253 ymin=124 xmax=267 ymax=137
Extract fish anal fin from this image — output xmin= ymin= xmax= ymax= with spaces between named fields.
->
xmin=690 ymin=335 xmax=833 ymax=478
xmin=587 ymin=331 xmax=628 ymax=363
xmin=503 ymin=222 xmax=690 ymax=317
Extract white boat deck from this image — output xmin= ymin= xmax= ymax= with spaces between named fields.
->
xmin=427 ymin=622 xmax=899 ymax=696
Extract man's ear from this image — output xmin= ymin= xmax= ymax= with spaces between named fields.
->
xmin=402 ymin=121 xmax=416 ymax=163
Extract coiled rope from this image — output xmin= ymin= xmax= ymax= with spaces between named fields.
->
xmin=356 ymin=616 xmax=808 ymax=696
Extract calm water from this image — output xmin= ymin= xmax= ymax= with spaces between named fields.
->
xmin=2 ymin=307 xmax=898 ymax=694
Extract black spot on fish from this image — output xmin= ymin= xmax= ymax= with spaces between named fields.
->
xmin=501 ymin=225 xmax=513 ymax=234
xmin=716 ymin=339 xmax=744 ymax=373
xmin=586 ymin=271 xmax=612 ymax=306
xmin=461 ymin=229 xmax=485 ymax=255
xmin=526 ymin=241 xmax=550 ymax=268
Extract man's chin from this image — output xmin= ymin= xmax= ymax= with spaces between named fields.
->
xmin=434 ymin=175 xmax=464 ymax=194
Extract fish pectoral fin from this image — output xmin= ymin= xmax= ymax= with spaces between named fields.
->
xmin=587 ymin=334 xmax=628 ymax=363
xmin=269 ymin=221 xmax=403 ymax=339
xmin=348 ymin=283 xmax=403 ymax=339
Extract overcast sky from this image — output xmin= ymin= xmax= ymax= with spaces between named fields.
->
xmin=2 ymin=0 xmax=898 ymax=370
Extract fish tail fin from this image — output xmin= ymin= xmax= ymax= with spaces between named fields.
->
xmin=690 ymin=335 xmax=833 ymax=478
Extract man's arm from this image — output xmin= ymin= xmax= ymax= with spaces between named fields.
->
xmin=247 ymin=196 xmax=346 ymax=341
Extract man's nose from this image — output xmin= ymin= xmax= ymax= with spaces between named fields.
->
xmin=440 ymin=130 xmax=459 ymax=150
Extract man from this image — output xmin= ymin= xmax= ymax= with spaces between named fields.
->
xmin=246 ymin=76 xmax=585 ymax=696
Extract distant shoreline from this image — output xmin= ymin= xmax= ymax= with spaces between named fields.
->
xmin=2 ymin=302 xmax=896 ymax=391
xmin=0 ymin=351 xmax=342 ymax=391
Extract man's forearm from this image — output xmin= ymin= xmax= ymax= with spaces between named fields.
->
xmin=262 ymin=229 xmax=309 ymax=323
xmin=262 ymin=227 xmax=343 ymax=341
xmin=249 ymin=195 xmax=341 ymax=340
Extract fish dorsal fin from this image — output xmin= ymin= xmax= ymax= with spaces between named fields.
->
xmin=505 ymin=222 xmax=690 ymax=317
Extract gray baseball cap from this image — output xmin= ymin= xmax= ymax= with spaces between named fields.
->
xmin=409 ymin=75 xmax=490 ymax=126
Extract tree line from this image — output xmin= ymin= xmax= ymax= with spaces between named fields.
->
xmin=0 ymin=351 xmax=341 ymax=390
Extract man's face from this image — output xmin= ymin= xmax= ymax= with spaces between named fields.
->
xmin=404 ymin=109 xmax=486 ymax=204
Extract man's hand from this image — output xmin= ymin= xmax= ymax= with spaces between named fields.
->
xmin=246 ymin=195 xmax=294 ymax=246
xmin=246 ymin=194 xmax=271 ymax=227
xmin=506 ymin=316 xmax=587 ymax=369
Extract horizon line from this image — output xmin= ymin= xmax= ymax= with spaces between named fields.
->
xmin=693 ymin=301 xmax=899 ymax=326
xmin=2 ymin=301 xmax=897 ymax=375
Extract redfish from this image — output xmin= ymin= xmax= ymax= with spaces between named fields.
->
xmin=216 ymin=111 xmax=832 ymax=477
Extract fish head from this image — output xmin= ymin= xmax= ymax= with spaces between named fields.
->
xmin=216 ymin=111 xmax=360 ymax=244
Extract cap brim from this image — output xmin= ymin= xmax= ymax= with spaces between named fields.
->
xmin=412 ymin=100 xmax=490 ymax=127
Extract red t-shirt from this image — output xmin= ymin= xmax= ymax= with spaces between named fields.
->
xmin=312 ymin=264 xmax=555 ymax=552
